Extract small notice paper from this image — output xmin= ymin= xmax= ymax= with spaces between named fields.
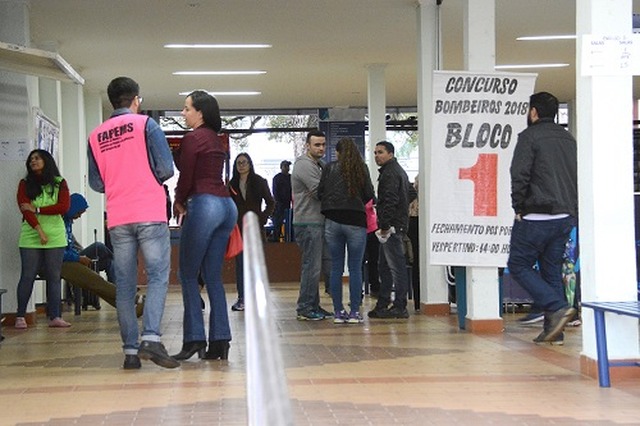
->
xmin=0 ymin=139 xmax=30 ymax=161
xmin=581 ymin=34 xmax=640 ymax=76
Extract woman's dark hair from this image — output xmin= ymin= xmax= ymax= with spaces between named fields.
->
xmin=188 ymin=90 xmax=222 ymax=132
xmin=336 ymin=138 xmax=366 ymax=198
xmin=107 ymin=76 xmax=139 ymax=109
xmin=529 ymin=91 xmax=559 ymax=120
xmin=24 ymin=149 xmax=62 ymax=200
xmin=230 ymin=153 xmax=256 ymax=184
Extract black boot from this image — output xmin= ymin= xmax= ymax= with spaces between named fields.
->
xmin=171 ymin=341 xmax=207 ymax=360
xmin=203 ymin=340 xmax=230 ymax=360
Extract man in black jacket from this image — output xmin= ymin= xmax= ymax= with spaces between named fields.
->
xmin=271 ymin=160 xmax=292 ymax=242
xmin=507 ymin=91 xmax=577 ymax=345
xmin=368 ymin=141 xmax=417 ymax=319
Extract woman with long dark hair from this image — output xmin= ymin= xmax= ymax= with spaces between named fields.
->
xmin=15 ymin=149 xmax=71 ymax=329
xmin=172 ymin=90 xmax=237 ymax=361
xmin=318 ymin=138 xmax=374 ymax=324
xmin=228 ymin=152 xmax=275 ymax=311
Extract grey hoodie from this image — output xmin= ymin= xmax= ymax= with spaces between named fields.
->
xmin=292 ymin=154 xmax=325 ymax=225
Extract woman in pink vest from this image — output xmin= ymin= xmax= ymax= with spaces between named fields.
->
xmin=172 ymin=91 xmax=237 ymax=361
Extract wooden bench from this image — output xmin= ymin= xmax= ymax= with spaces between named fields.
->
xmin=581 ymin=301 xmax=640 ymax=387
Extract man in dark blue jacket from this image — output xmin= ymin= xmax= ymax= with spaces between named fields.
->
xmin=61 ymin=193 xmax=144 ymax=316
xmin=271 ymin=160 xmax=292 ymax=242
xmin=368 ymin=141 xmax=417 ymax=319
xmin=63 ymin=193 xmax=114 ymax=285
xmin=508 ymin=91 xmax=577 ymax=345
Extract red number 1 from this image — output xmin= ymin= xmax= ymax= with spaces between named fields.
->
xmin=458 ymin=153 xmax=498 ymax=216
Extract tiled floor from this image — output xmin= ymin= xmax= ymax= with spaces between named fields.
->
xmin=1 ymin=282 xmax=639 ymax=425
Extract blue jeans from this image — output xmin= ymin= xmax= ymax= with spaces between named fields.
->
xmin=377 ymin=232 xmax=409 ymax=310
xmin=235 ymin=252 xmax=244 ymax=300
xmin=272 ymin=204 xmax=291 ymax=241
xmin=507 ymin=216 xmax=575 ymax=312
xmin=110 ymin=222 xmax=170 ymax=354
xmin=17 ymin=247 xmax=65 ymax=319
xmin=179 ymin=195 xmax=237 ymax=342
xmin=324 ymin=220 xmax=367 ymax=313
xmin=294 ymin=224 xmax=324 ymax=314
xmin=235 ymin=228 xmax=268 ymax=299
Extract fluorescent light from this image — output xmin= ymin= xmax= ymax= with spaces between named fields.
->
xmin=179 ymin=91 xmax=261 ymax=96
xmin=495 ymin=63 xmax=570 ymax=69
xmin=173 ymin=71 xmax=266 ymax=76
xmin=165 ymin=43 xmax=271 ymax=49
xmin=517 ymin=35 xmax=576 ymax=41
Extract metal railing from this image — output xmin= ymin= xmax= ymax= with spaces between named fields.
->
xmin=242 ymin=212 xmax=293 ymax=426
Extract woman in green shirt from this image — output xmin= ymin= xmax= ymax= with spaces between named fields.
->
xmin=15 ymin=149 xmax=71 ymax=329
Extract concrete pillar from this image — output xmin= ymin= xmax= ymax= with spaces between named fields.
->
xmin=462 ymin=0 xmax=502 ymax=332
xmin=366 ymin=63 xmax=387 ymax=178
xmin=417 ymin=0 xmax=449 ymax=315
xmin=83 ymin=92 xmax=106 ymax=243
xmin=60 ymin=82 xmax=90 ymax=245
xmin=0 ymin=0 xmax=34 ymax=318
xmin=576 ymin=0 xmax=640 ymax=380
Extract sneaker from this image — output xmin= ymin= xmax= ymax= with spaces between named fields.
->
xmin=138 ymin=341 xmax=180 ymax=369
xmin=333 ymin=310 xmax=348 ymax=324
xmin=123 ymin=354 xmax=141 ymax=370
xmin=231 ymin=299 xmax=245 ymax=311
xmin=14 ymin=317 xmax=27 ymax=329
xmin=318 ymin=306 xmax=334 ymax=318
xmin=518 ymin=311 xmax=544 ymax=325
xmin=543 ymin=307 xmax=576 ymax=342
xmin=296 ymin=311 xmax=325 ymax=321
xmin=347 ymin=311 xmax=363 ymax=324
xmin=566 ymin=318 xmax=582 ymax=327
xmin=367 ymin=305 xmax=388 ymax=318
xmin=533 ymin=330 xmax=564 ymax=346
xmin=376 ymin=306 xmax=410 ymax=319
xmin=48 ymin=317 xmax=71 ymax=328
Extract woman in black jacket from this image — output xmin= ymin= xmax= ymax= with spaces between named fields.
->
xmin=228 ymin=153 xmax=275 ymax=311
xmin=318 ymin=138 xmax=374 ymax=324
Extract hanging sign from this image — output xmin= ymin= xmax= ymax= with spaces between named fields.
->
xmin=429 ymin=70 xmax=537 ymax=267
xmin=581 ymin=34 xmax=640 ymax=76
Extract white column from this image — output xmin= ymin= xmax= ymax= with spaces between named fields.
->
xmin=38 ymin=79 xmax=62 ymax=125
xmin=84 ymin=92 xmax=106 ymax=243
xmin=366 ymin=63 xmax=387 ymax=178
xmin=576 ymin=0 xmax=639 ymax=361
xmin=462 ymin=0 xmax=501 ymax=324
xmin=0 ymin=0 xmax=32 ymax=315
xmin=60 ymin=82 xmax=90 ymax=244
xmin=417 ymin=0 xmax=449 ymax=313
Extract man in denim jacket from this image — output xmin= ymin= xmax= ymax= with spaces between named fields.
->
xmin=88 ymin=76 xmax=177 ymax=370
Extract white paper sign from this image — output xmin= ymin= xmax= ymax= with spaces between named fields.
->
xmin=0 ymin=139 xmax=31 ymax=161
xmin=33 ymin=108 xmax=60 ymax=160
xmin=429 ymin=71 xmax=537 ymax=267
xmin=581 ymin=34 xmax=640 ymax=76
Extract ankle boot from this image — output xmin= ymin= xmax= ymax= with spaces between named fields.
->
xmin=203 ymin=340 xmax=230 ymax=360
xmin=171 ymin=341 xmax=207 ymax=360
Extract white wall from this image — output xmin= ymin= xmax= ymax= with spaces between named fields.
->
xmin=0 ymin=1 xmax=102 ymax=315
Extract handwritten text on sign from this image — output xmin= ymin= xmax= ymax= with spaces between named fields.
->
xmin=581 ymin=34 xmax=640 ymax=76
